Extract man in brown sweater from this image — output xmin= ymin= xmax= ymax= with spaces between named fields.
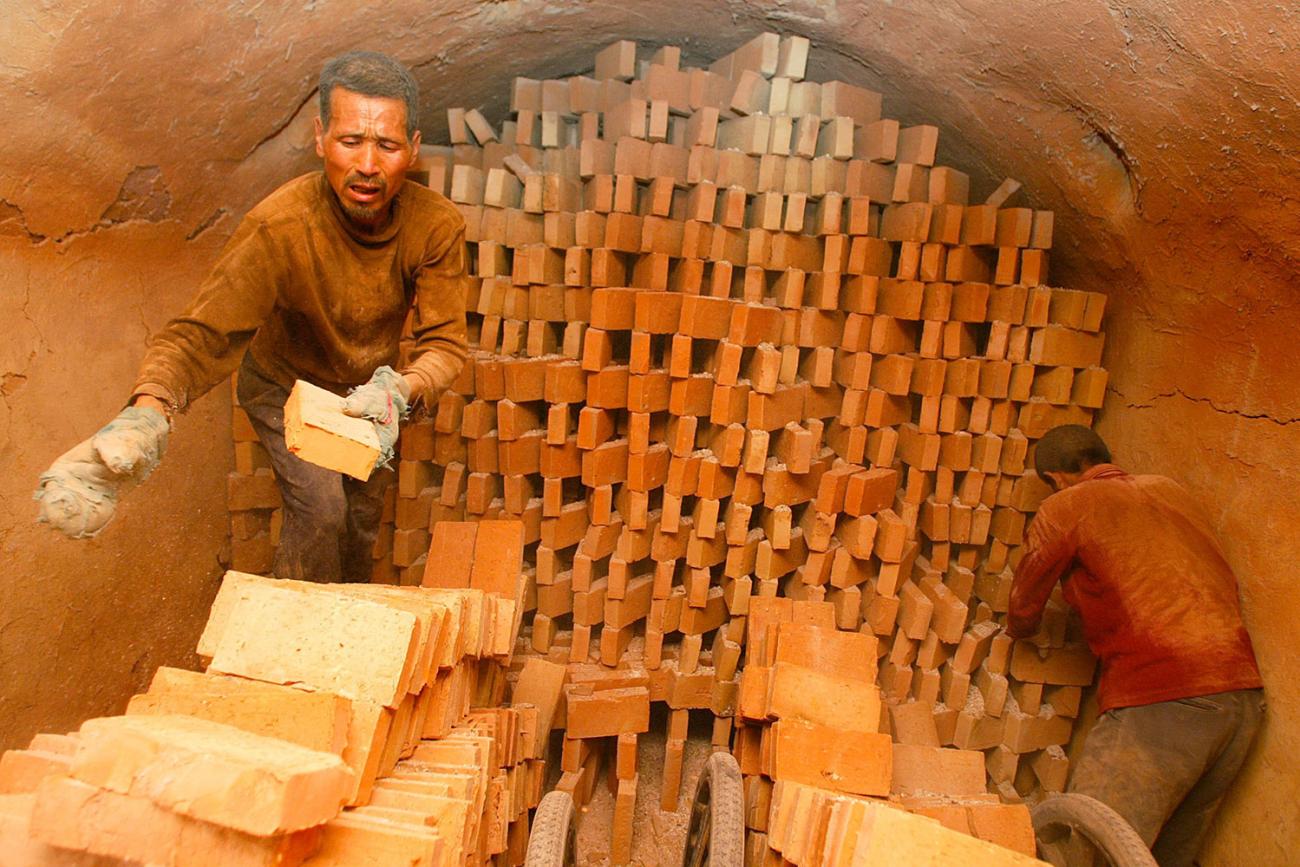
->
xmin=35 ymin=51 xmax=467 ymax=583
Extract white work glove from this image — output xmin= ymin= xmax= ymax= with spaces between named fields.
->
xmin=342 ymin=365 xmax=410 ymax=469
xmin=33 ymin=406 xmax=170 ymax=538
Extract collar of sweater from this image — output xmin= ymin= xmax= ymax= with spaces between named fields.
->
xmin=1079 ymin=463 xmax=1127 ymax=482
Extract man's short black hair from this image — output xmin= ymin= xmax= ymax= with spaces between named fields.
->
xmin=319 ymin=51 xmax=419 ymax=138
xmin=1034 ymin=424 xmax=1112 ymax=476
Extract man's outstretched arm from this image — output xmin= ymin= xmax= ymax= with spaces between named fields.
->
xmin=37 ymin=217 xmax=277 ymax=538
xmin=131 ymin=218 xmax=279 ymax=415
xmin=1008 ymin=502 xmax=1078 ymax=638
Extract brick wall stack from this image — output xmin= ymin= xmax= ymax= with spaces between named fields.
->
xmin=222 ymin=32 xmax=1111 ymax=863
xmin=1 ymin=523 xmax=539 ymax=866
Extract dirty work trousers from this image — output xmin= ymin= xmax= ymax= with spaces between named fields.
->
xmin=236 ymin=355 xmax=389 ymax=584
xmin=1068 ymin=688 xmax=1265 ymax=867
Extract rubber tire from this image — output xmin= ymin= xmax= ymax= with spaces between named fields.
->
xmin=682 ymin=751 xmax=745 ymax=867
xmin=1032 ymin=793 xmax=1159 ymax=867
xmin=525 ymin=790 xmax=576 ymax=867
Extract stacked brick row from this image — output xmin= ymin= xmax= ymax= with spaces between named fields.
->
xmin=227 ymin=383 xmax=282 ymax=575
xmin=0 ymin=558 xmax=541 ymax=866
xmin=763 ymin=780 xmax=1044 ymax=866
xmin=733 ymin=601 xmax=1042 ymax=862
xmin=221 ymin=31 xmax=1111 ymax=860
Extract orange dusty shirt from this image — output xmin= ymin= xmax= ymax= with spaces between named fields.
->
xmin=1009 ymin=464 xmax=1262 ymax=712
xmin=133 ymin=172 xmax=468 ymax=409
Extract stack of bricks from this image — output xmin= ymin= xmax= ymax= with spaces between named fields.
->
xmin=314 ymin=707 xmax=540 ymax=866
xmin=1 ymin=522 xmax=541 ymax=866
xmin=735 ymin=611 xmax=1042 ymax=863
xmin=220 ymin=30 xmax=1111 ymax=861
xmin=2 ymin=713 xmax=352 ymax=867
xmin=433 ymin=28 xmax=1105 ymax=806
xmin=764 ymin=781 xmax=1045 ymax=865
xmin=227 ymin=377 xmax=282 ymax=575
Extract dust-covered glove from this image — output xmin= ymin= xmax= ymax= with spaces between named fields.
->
xmin=342 ymin=366 xmax=410 ymax=469
xmin=33 ymin=406 xmax=170 ymax=539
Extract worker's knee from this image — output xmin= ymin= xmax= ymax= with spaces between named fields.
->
xmin=273 ymin=492 xmax=346 ymax=584
xmin=278 ymin=474 xmax=348 ymax=532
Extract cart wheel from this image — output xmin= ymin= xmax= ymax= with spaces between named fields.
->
xmin=525 ymin=790 xmax=576 ymax=867
xmin=681 ymin=751 xmax=744 ymax=867
xmin=1032 ymin=793 xmax=1158 ymax=867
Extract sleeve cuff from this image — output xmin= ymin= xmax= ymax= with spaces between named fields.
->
xmin=130 ymin=382 xmax=183 ymax=415
xmin=401 ymin=354 xmax=462 ymax=403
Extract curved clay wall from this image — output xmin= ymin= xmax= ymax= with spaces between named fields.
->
xmin=1 ymin=2 xmax=1295 ymax=862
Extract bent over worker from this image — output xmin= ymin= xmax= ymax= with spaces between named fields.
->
xmin=1008 ymin=424 xmax=1263 ymax=867
xmin=35 ymin=50 xmax=467 ymax=584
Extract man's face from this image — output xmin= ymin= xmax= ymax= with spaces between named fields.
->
xmin=314 ymin=87 xmax=421 ymax=230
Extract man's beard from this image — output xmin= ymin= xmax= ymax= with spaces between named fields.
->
xmin=341 ymin=199 xmax=384 ymax=226
xmin=340 ymin=174 xmax=389 ymax=229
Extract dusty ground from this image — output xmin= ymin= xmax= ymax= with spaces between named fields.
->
xmin=568 ymin=710 xmax=717 ymax=867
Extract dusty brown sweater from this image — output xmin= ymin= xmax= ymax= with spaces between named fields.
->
xmin=133 ymin=172 xmax=467 ymax=410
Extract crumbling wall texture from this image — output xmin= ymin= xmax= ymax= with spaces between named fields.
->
xmin=1 ymin=1 xmax=1295 ymax=863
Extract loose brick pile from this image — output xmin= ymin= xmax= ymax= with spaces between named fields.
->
xmin=735 ymin=607 xmax=1045 ymax=862
xmin=0 ymin=525 xmax=540 ymax=866
xmin=765 ymin=780 xmax=1044 ymax=865
xmin=218 ymin=32 xmax=1111 ymax=864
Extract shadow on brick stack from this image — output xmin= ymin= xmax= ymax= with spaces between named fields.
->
xmin=0 ymin=522 xmax=539 ymax=866
xmin=218 ymin=30 xmax=1109 ymax=864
